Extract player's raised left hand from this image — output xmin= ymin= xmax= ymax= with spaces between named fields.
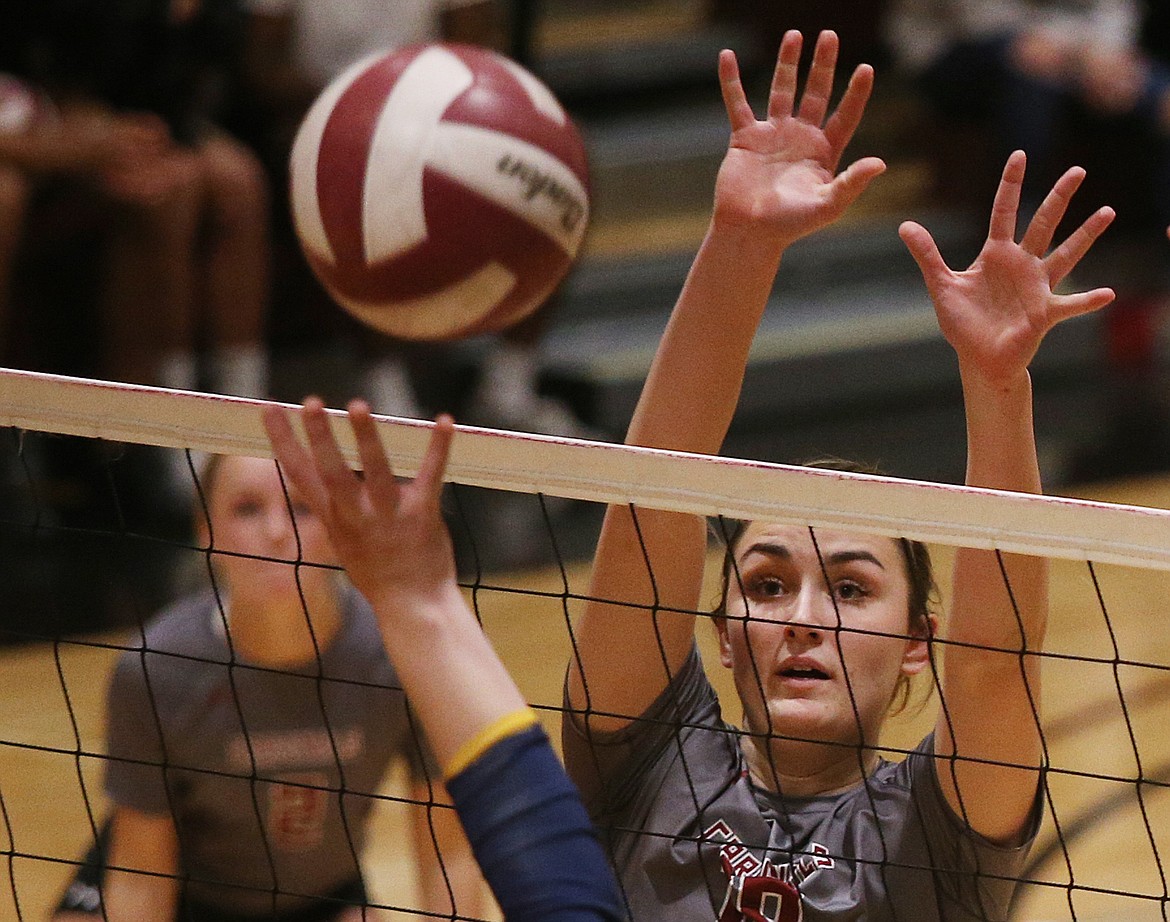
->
xmin=899 ymin=150 xmax=1115 ymax=386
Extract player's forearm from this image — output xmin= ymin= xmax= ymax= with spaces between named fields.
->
xmin=375 ymin=585 xmax=528 ymax=774
xmin=413 ymin=781 xmax=489 ymax=918
xmin=101 ymin=870 xmax=179 ymax=922
xmin=952 ymin=363 xmax=1047 ymax=649
xmin=571 ymin=222 xmax=783 ymax=722
xmin=445 ymin=724 xmax=623 ymax=922
xmin=627 ymin=220 xmax=784 ymax=455
xmin=417 ymin=840 xmax=487 ymax=917
xmin=960 ymin=364 xmax=1040 ymax=495
xmin=569 ymin=504 xmax=708 ymax=726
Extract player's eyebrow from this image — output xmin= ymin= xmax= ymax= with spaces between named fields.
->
xmin=741 ymin=543 xmax=885 ymax=569
xmin=741 ymin=542 xmax=790 ymax=561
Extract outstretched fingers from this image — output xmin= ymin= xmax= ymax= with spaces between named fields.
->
xmin=344 ymin=401 xmax=453 ymax=520
xmin=898 ymin=220 xmax=951 ymax=297
xmin=1020 ymin=165 xmax=1086 ymax=257
xmin=1050 ymin=286 xmax=1116 ymax=324
xmin=263 ymin=400 xmax=328 ymax=514
xmin=828 ymin=155 xmax=886 ymax=212
xmin=1045 ymin=205 xmax=1116 ymax=288
xmin=719 ymin=49 xmax=758 ymax=132
xmin=297 ymin=397 xmax=366 ymax=526
xmin=765 ymin=30 xmax=803 ymax=122
xmin=413 ymin=415 xmax=455 ymax=512
xmin=987 ymin=150 xmax=1027 ymax=242
xmin=796 ymin=30 xmax=839 ymax=126
xmin=346 ymin=399 xmax=401 ymax=517
xmin=822 ymin=63 xmax=874 ymax=171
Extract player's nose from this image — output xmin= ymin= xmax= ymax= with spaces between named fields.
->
xmin=783 ymin=586 xmax=831 ymax=637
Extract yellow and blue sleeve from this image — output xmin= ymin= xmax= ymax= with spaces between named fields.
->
xmin=445 ymin=711 xmax=625 ymax=922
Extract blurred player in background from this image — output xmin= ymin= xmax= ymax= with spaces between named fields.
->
xmin=241 ymin=0 xmax=598 ymax=437
xmin=52 ymin=449 xmax=485 ymax=921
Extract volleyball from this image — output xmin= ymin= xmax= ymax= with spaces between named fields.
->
xmin=289 ymin=43 xmax=590 ymax=341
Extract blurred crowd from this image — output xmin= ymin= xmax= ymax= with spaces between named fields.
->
xmin=2 ymin=0 xmax=1169 ymax=495
xmin=0 ymin=0 xmax=586 ymax=438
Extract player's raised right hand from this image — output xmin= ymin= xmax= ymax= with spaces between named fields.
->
xmin=712 ymin=30 xmax=885 ymax=249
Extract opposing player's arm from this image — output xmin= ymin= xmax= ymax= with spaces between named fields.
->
xmin=264 ymin=403 xmax=528 ymax=767
xmin=901 ymin=151 xmax=1115 ymax=843
xmin=100 ymin=807 xmax=181 ymax=922
xmin=263 ymin=401 xmax=623 ymax=921
xmin=410 ymin=780 xmax=488 ymax=917
xmin=568 ymin=31 xmax=886 ymax=731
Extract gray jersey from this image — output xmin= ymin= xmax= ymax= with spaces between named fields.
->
xmin=106 ymin=586 xmax=431 ymax=916
xmin=563 ymin=647 xmax=1039 ymax=922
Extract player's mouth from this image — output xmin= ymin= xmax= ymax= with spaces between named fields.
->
xmin=777 ymin=657 xmax=830 ymax=682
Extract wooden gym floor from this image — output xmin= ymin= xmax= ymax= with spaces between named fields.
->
xmin=2 ymin=470 xmax=1170 ymax=921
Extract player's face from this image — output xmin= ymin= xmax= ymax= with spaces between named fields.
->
xmin=201 ymin=456 xmax=336 ymax=601
xmin=717 ymin=522 xmax=929 ymax=750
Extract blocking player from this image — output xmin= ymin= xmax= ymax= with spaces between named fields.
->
xmin=563 ymin=30 xmax=1116 ymax=921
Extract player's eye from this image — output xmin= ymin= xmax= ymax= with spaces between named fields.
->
xmin=834 ymin=581 xmax=867 ymax=603
xmin=747 ymin=576 xmax=784 ymax=598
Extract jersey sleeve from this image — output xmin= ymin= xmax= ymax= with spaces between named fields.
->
xmin=906 ymin=733 xmax=1043 ymax=919
xmin=104 ymin=652 xmax=173 ymax=816
xmin=446 ymin=720 xmax=625 ymax=922
xmin=561 ymin=643 xmax=715 ymax=817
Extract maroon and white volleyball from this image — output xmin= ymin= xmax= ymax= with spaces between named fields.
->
xmin=289 ymin=43 xmax=590 ymax=341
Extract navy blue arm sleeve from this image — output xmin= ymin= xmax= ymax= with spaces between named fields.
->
xmin=445 ymin=724 xmax=625 ymax=922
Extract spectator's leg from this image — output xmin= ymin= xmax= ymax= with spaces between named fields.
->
xmin=198 ymin=132 xmax=272 ymax=398
xmin=466 ymin=294 xmax=600 ymax=438
xmin=101 ymin=149 xmax=203 ymax=388
xmin=0 ymin=164 xmax=29 ymax=361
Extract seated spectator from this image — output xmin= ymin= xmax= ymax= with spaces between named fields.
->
xmin=0 ymin=0 xmax=271 ymax=399
xmin=0 ymin=74 xmax=44 ymax=362
xmin=882 ymin=0 xmax=1170 ymax=224
xmin=883 ymin=0 xmax=1170 ymax=479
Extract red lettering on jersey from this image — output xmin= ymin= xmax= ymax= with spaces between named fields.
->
xmin=703 ymin=819 xmax=834 ymax=922
xmin=267 ymin=772 xmax=328 ymax=852
xmin=718 ymin=865 xmax=803 ymax=922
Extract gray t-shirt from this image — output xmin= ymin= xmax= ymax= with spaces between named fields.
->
xmin=563 ymin=647 xmax=1039 ymax=922
xmin=105 ymin=586 xmax=431 ymax=915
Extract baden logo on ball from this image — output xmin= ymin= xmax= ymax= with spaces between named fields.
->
xmin=290 ymin=43 xmax=591 ymax=342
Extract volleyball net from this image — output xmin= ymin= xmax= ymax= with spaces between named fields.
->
xmin=1 ymin=366 xmax=1169 ymax=921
